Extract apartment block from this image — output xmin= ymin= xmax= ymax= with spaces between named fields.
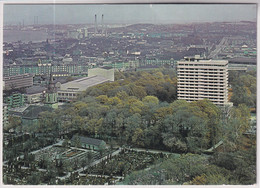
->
xmin=3 ymin=74 xmax=33 ymax=91
xmin=177 ymin=57 xmax=228 ymax=106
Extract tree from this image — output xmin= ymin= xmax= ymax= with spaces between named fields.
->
xmin=230 ymin=72 xmax=256 ymax=107
xmin=132 ymin=128 xmax=145 ymax=147
xmin=220 ymin=104 xmax=251 ymax=151
xmin=6 ymin=116 xmax=21 ymax=132
xmin=125 ymin=114 xmax=142 ymax=144
xmin=142 ymin=96 xmax=159 ymax=106
xmin=191 ymin=100 xmax=221 ymax=147
xmin=72 ymin=134 xmax=82 ymax=148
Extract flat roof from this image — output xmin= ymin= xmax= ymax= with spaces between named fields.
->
xmin=178 ymin=59 xmax=228 ymax=65
xmin=59 ymin=75 xmax=109 ymax=92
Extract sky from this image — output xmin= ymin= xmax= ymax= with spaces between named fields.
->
xmin=3 ymin=4 xmax=257 ymax=25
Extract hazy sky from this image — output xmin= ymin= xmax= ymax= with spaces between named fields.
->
xmin=3 ymin=4 xmax=257 ymax=25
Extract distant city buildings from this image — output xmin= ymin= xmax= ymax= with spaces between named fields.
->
xmin=2 ymin=21 xmax=256 ymax=120
xmin=177 ymin=56 xmax=229 ymax=106
xmin=3 ymin=63 xmax=89 ymax=77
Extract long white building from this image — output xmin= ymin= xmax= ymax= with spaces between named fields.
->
xmin=177 ymin=56 xmax=229 ymax=106
xmin=57 ymin=75 xmax=110 ymax=102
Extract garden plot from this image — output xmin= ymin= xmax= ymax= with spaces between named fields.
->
xmin=86 ymin=149 xmax=166 ymax=177
xmin=34 ymin=146 xmax=67 ymax=161
xmin=33 ymin=146 xmax=98 ymax=168
xmin=60 ymin=149 xmax=85 ymax=160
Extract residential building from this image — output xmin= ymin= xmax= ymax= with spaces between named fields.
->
xmin=177 ymin=56 xmax=229 ymax=106
xmin=3 ymin=74 xmax=33 ymax=90
xmin=3 ymin=103 xmax=9 ymax=129
xmin=3 ymin=63 xmax=89 ymax=77
xmin=5 ymin=93 xmax=26 ymax=109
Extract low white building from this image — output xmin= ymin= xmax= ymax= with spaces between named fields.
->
xmin=88 ymin=66 xmax=114 ymax=82
xmin=57 ymin=75 xmax=110 ymax=102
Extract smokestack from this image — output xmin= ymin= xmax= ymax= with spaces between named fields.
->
xmin=101 ymin=14 xmax=104 ymax=37
xmin=94 ymin=14 xmax=97 ymax=37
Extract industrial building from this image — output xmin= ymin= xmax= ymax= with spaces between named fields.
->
xmin=57 ymin=75 xmax=110 ymax=102
xmin=177 ymin=56 xmax=229 ymax=106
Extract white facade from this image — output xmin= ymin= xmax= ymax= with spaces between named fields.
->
xmin=57 ymin=75 xmax=110 ymax=102
xmin=88 ymin=67 xmax=114 ymax=81
xmin=177 ymin=58 xmax=229 ymax=106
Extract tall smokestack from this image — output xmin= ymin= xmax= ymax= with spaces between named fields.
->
xmin=101 ymin=14 xmax=104 ymax=37
xmin=94 ymin=14 xmax=97 ymax=37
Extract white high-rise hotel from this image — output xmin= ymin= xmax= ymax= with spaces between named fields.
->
xmin=177 ymin=56 xmax=228 ymax=106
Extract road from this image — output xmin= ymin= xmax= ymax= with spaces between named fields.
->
xmin=208 ymin=37 xmax=229 ymax=59
xmin=127 ymin=147 xmax=180 ymax=155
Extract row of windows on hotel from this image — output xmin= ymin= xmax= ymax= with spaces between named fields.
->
xmin=177 ymin=63 xmax=227 ymax=67
xmin=178 ymin=76 xmax=227 ymax=79
xmin=178 ymin=80 xmax=227 ymax=83
xmin=178 ymin=71 xmax=225 ymax=75
xmin=178 ymin=92 xmax=225 ymax=97
xmin=177 ymin=68 xmax=226 ymax=71
xmin=178 ymin=88 xmax=225 ymax=91
xmin=178 ymin=84 xmax=225 ymax=90
xmin=184 ymin=100 xmax=225 ymax=104
xmin=179 ymin=96 xmax=226 ymax=100
xmin=179 ymin=80 xmax=226 ymax=83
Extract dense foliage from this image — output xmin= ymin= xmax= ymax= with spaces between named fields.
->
xmin=122 ymin=146 xmax=256 ymax=185
xmin=5 ymin=69 xmax=256 ymax=185
xmin=33 ymin=69 xmax=252 ymax=153
xmin=229 ymin=70 xmax=256 ymax=108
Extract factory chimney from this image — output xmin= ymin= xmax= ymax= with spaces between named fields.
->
xmin=101 ymin=14 xmax=104 ymax=37
xmin=94 ymin=14 xmax=97 ymax=37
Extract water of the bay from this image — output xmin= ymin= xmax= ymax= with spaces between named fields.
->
xmin=3 ymin=29 xmax=50 ymax=43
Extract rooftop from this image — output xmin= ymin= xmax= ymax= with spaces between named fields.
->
xmin=178 ymin=59 xmax=228 ymax=65
xmin=3 ymin=73 xmax=33 ymax=81
xmin=59 ymin=75 xmax=109 ymax=92
xmin=22 ymin=105 xmax=53 ymax=120
xmin=25 ymin=86 xmax=46 ymax=95
xmin=71 ymin=135 xmax=105 ymax=147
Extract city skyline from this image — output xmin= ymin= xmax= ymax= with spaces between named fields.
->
xmin=3 ymin=4 xmax=257 ymax=25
